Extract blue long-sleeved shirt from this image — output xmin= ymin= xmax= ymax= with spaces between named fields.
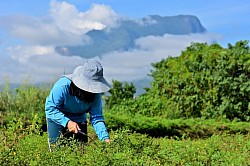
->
xmin=45 ymin=76 xmax=109 ymax=141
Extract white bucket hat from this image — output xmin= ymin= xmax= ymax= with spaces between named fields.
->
xmin=64 ymin=59 xmax=111 ymax=93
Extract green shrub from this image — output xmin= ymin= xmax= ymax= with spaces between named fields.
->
xmin=104 ymin=80 xmax=136 ymax=109
xmin=105 ymin=112 xmax=250 ymax=138
xmin=108 ymin=41 xmax=250 ymax=121
xmin=0 ymin=83 xmax=49 ymax=128
xmin=148 ymin=41 xmax=250 ymax=121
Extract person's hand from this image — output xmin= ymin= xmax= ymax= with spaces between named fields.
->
xmin=67 ymin=120 xmax=80 ymax=133
xmin=104 ymin=138 xmax=111 ymax=144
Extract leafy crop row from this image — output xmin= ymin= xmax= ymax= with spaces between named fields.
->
xmin=1 ymin=128 xmax=249 ymax=165
xmin=104 ymin=111 xmax=250 ymax=138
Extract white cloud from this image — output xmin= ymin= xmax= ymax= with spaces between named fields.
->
xmin=0 ymin=1 xmax=119 ymax=47
xmin=1 ymin=32 xmax=219 ymax=84
xmin=0 ymin=45 xmax=86 ymax=84
xmin=49 ymin=0 xmax=119 ymax=34
xmin=6 ymin=45 xmax=54 ymax=64
xmin=136 ymin=33 xmax=221 ymax=56
xmin=0 ymin=0 xmax=220 ymax=86
xmin=0 ymin=0 xmax=121 ymax=84
xmin=98 ymin=33 xmax=220 ymax=82
xmin=0 ymin=15 xmax=85 ymax=46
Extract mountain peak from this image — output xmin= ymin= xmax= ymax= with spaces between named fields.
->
xmin=56 ymin=15 xmax=206 ymax=57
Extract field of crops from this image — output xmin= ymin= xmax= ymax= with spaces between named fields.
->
xmin=1 ymin=120 xmax=249 ymax=165
xmin=0 ymin=85 xmax=249 ymax=165
xmin=1 ymin=41 xmax=249 ymax=165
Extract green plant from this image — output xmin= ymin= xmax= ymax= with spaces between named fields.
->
xmin=104 ymin=80 xmax=136 ymax=109
xmin=109 ymin=41 xmax=250 ymax=121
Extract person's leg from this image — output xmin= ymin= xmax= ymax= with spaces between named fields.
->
xmin=46 ymin=118 xmax=64 ymax=151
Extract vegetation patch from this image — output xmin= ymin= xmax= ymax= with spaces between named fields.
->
xmin=0 ymin=41 xmax=249 ymax=165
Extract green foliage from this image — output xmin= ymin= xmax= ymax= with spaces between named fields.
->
xmin=0 ymin=75 xmax=249 ymax=165
xmin=107 ymin=94 xmax=181 ymax=119
xmin=148 ymin=40 xmax=250 ymax=121
xmin=155 ymin=133 xmax=250 ymax=165
xmin=1 ymin=40 xmax=250 ymax=165
xmin=104 ymin=80 xmax=136 ymax=109
xmin=104 ymin=111 xmax=250 ymax=138
xmin=1 ymin=128 xmax=249 ymax=165
xmin=0 ymin=83 xmax=49 ymax=128
xmin=111 ymin=41 xmax=250 ymax=121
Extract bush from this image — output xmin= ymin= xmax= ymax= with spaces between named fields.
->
xmin=148 ymin=41 xmax=250 ymax=121
xmin=108 ymin=41 xmax=250 ymax=121
xmin=0 ymin=83 xmax=49 ymax=129
xmin=104 ymin=112 xmax=250 ymax=138
xmin=104 ymin=80 xmax=136 ymax=109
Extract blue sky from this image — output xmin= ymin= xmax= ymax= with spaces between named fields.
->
xmin=0 ymin=0 xmax=249 ymax=84
xmin=1 ymin=0 xmax=249 ymax=46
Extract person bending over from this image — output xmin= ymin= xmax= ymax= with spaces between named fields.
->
xmin=45 ymin=59 xmax=111 ymax=151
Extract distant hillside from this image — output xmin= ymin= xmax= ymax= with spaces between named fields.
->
xmin=55 ymin=15 xmax=206 ymax=57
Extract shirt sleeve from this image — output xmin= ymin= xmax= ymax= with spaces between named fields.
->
xmin=89 ymin=94 xmax=109 ymax=141
xmin=45 ymin=82 xmax=70 ymax=127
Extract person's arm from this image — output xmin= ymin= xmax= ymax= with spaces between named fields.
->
xmin=45 ymin=83 xmax=70 ymax=127
xmin=89 ymin=94 xmax=110 ymax=141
